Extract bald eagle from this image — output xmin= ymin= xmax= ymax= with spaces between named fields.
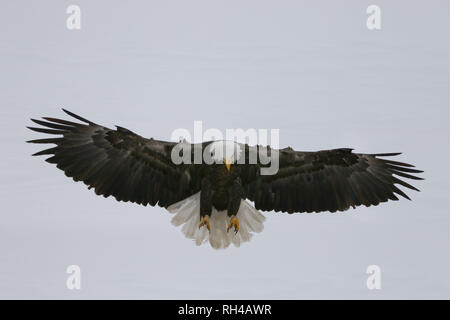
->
xmin=27 ymin=110 xmax=423 ymax=249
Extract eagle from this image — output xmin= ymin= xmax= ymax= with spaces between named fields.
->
xmin=27 ymin=110 xmax=423 ymax=249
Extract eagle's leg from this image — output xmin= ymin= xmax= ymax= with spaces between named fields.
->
xmin=227 ymin=216 xmax=239 ymax=234
xmin=199 ymin=215 xmax=210 ymax=231
xmin=227 ymin=178 xmax=244 ymax=234
xmin=199 ymin=178 xmax=213 ymax=232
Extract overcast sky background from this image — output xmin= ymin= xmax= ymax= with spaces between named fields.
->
xmin=0 ymin=1 xmax=449 ymax=299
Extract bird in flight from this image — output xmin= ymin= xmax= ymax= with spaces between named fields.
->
xmin=27 ymin=109 xmax=423 ymax=249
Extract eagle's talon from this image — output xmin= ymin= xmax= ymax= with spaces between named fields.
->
xmin=199 ymin=215 xmax=211 ymax=231
xmin=227 ymin=216 xmax=239 ymax=234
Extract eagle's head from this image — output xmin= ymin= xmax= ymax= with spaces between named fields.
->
xmin=207 ymin=140 xmax=242 ymax=172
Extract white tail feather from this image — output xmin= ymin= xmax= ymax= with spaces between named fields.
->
xmin=167 ymin=192 xmax=266 ymax=249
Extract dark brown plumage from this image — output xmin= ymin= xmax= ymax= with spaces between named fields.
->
xmin=245 ymin=148 xmax=423 ymax=213
xmin=27 ymin=109 xmax=423 ymax=215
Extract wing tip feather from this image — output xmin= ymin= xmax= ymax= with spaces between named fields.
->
xmin=61 ymin=108 xmax=95 ymax=125
xmin=372 ymin=152 xmax=402 ymax=157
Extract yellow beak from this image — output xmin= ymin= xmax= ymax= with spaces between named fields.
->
xmin=225 ymin=159 xmax=232 ymax=172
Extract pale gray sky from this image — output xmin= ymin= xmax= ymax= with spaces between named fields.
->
xmin=0 ymin=1 xmax=449 ymax=299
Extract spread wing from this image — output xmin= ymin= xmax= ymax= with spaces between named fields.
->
xmin=27 ymin=109 xmax=202 ymax=208
xmin=243 ymin=147 xmax=423 ymax=213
